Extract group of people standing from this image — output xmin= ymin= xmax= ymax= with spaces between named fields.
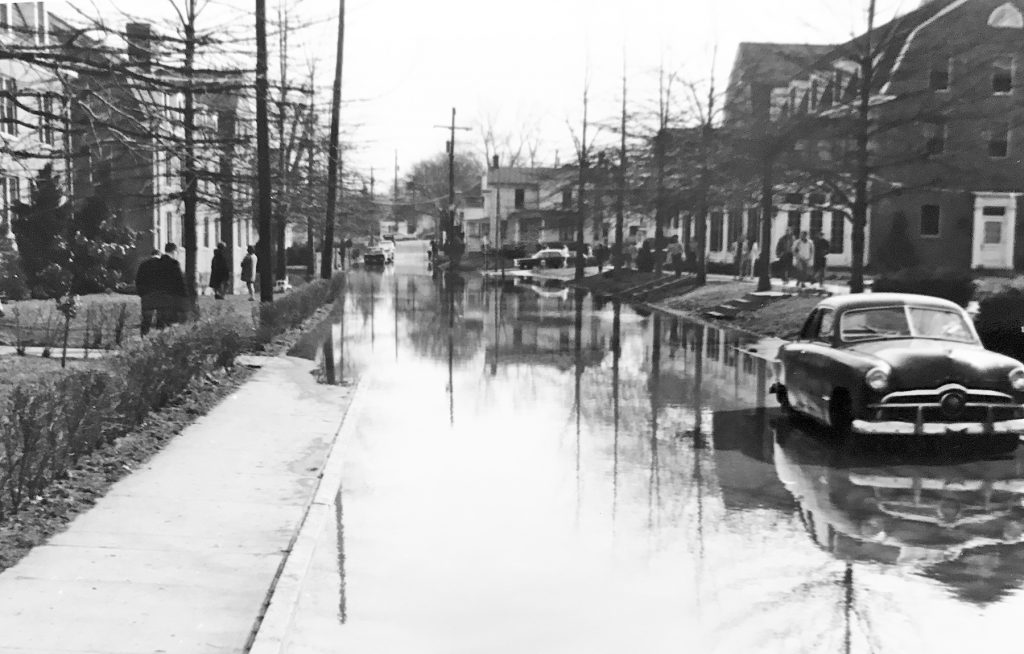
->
xmin=774 ymin=228 xmax=830 ymax=288
xmin=135 ymin=241 xmax=260 ymax=337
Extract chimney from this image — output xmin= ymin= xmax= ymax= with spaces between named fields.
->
xmin=491 ymin=154 xmax=499 ymax=169
xmin=126 ymin=22 xmax=152 ymax=71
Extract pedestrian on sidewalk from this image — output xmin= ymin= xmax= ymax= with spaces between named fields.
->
xmin=813 ymin=231 xmax=830 ymax=287
xmin=157 ymin=242 xmax=188 ymax=325
xmin=792 ymin=231 xmax=815 ymax=288
xmin=624 ymin=240 xmax=638 ymax=270
xmin=636 ymin=240 xmax=655 ymax=273
xmin=733 ymin=237 xmax=747 ymax=279
xmin=209 ymin=242 xmax=229 ymax=299
xmin=241 ymin=245 xmax=257 ymax=300
xmin=666 ymin=235 xmax=684 ymax=277
xmin=775 ymin=228 xmax=795 ymax=284
xmin=136 ymin=249 xmax=162 ymax=336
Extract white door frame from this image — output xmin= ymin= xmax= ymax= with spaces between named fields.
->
xmin=972 ymin=192 xmax=1019 ymax=270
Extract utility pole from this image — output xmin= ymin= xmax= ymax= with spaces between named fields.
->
xmin=575 ymin=83 xmax=589 ymax=282
xmin=615 ymin=62 xmax=626 ymax=272
xmin=256 ymin=0 xmax=274 ymax=301
xmin=321 ymin=0 xmax=345 ymax=279
xmin=433 ymin=108 xmax=470 ymax=251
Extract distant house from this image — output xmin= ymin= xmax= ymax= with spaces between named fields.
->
xmin=458 ymin=183 xmax=488 ymax=252
xmin=482 ymin=160 xmax=590 ymax=248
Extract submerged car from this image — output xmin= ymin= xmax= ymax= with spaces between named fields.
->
xmin=771 ymin=293 xmax=1024 ymax=439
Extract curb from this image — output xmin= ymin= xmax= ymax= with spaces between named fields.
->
xmin=246 ymin=378 xmax=366 ymax=653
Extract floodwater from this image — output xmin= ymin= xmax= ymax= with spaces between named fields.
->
xmin=284 ymin=266 xmax=1024 ymax=654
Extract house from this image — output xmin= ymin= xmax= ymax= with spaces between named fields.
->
xmin=721 ymin=0 xmax=1024 ymax=273
xmin=69 ymin=22 xmax=257 ymax=291
xmin=0 ymin=3 xmax=70 ymax=237
xmin=482 ymin=159 xmax=594 ymax=248
xmin=457 ymin=183 xmax=488 ymax=252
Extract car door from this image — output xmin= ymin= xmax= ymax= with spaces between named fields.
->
xmin=781 ymin=310 xmax=819 ymax=412
xmin=799 ymin=308 xmax=837 ymax=423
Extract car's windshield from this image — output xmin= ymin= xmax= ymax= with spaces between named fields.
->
xmin=839 ymin=306 xmax=975 ymax=343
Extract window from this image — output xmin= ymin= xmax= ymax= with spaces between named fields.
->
xmin=709 ymin=211 xmax=724 ymax=252
xmin=746 ymin=208 xmax=759 ymax=241
xmin=203 ymin=215 xmax=210 ymax=247
xmin=480 ymin=221 xmax=490 ymax=237
xmin=784 ymin=192 xmax=803 ymax=205
xmin=0 ymin=175 xmax=16 ymax=229
xmin=930 ymin=60 xmax=950 ymax=91
xmin=984 ymin=220 xmax=1004 ymax=244
xmin=983 ymin=205 xmax=1007 ymax=216
xmin=514 ymin=188 xmax=525 ymax=209
xmin=0 ymin=77 xmax=17 ymax=135
xmin=562 ymin=188 xmax=572 ymax=210
xmin=809 ymin=192 xmax=826 ymax=205
xmin=830 ymin=211 xmax=845 ymax=253
xmin=37 ymin=94 xmax=53 ymax=145
xmin=987 ymin=121 xmax=1010 ymax=157
xmin=924 ymin=121 xmax=946 ymax=155
xmin=165 ymin=211 xmax=173 ymax=247
xmin=728 ymin=209 xmax=742 ymax=244
xmin=993 ymin=56 xmax=1014 ymax=93
xmin=0 ymin=5 xmax=7 ymax=32
xmin=816 ymin=310 xmax=835 ymax=342
xmin=788 ymin=210 xmax=802 ymax=234
xmin=920 ymin=204 xmax=940 ymax=237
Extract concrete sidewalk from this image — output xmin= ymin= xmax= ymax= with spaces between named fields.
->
xmin=0 ymin=355 xmax=355 ymax=654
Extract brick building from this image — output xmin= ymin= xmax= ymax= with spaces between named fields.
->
xmin=723 ymin=0 xmax=1024 ymax=272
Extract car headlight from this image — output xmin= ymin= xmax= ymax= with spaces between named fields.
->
xmin=865 ymin=366 xmax=890 ymax=392
xmin=1010 ymin=368 xmax=1024 ymax=392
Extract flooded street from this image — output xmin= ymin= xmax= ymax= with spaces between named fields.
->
xmin=284 ymin=265 xmax=1024 ymax=653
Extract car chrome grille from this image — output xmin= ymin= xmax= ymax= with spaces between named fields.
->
xmin=869 ymin=384 xmax=1023 ymax=424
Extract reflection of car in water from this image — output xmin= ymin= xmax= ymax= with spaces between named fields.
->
xmin=363 ymin=240 xmax=395 ymax=266
xmin=772 ymin=293 xmax=1024 ymax=444
xmin=774 ymin=418 xmax=1024 ymax=566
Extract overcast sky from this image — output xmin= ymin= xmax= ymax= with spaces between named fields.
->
xmin=64 ymin=0 xmax=912 ymax=190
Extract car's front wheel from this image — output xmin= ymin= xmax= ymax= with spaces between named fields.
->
xmin=829 ymin=390 xmax=853 ymax=437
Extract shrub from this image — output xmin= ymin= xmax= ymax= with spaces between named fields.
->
xmin=871 ymin=266 xmax=975 ymax=307
xmin=0 ymin=315 xmax=252 ymax=518
xmin=976 ymin=287 xmax=1024 ymax=362
xmin=254 ymin=275 xmax=345 ymax=344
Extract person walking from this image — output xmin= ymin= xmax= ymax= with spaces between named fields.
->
xmin=624 ymin=240 xmax=638 ymax=270
xmin=157 ymin=242 xmax=188 ymax=324
xmin=666 ymin=235 xmax=684 ymax=277
xmin=733 ymin=237 xmax=745 ymax=280
xmin=209 ymin=242 xmax=229 ymax=299
xmin=775 ymin=228 xmax=795 ymax=285
xmin=746 ymin=240 xmax=760 ymax=279
xmin=136 ymin=249 xmax=162 ymax=336
xmin=792 ymin=231 xmax=815 ymax=288
xmin=813 ymin=231 xmax=830 ymax=287
xmin=241 ymin=245 xmax=257 ymax=300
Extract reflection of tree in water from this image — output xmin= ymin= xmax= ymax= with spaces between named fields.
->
xmin=405 ymin=272 xmax=484 ymax=363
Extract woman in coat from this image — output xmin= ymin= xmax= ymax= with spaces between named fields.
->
xmin=209 ymin=242 xmax=230 ymax=299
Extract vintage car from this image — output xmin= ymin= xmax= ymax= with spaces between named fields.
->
xmin=771 ymin=293 xmax=1024 ymax=439
xmin=363 ymin=240 xmax=394 ymax=266
xmin=514 ymin=247 xmax=569 ymax=270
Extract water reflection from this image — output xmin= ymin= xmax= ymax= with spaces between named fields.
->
xmin=291 ymin=271 xmax=1024 ymax=653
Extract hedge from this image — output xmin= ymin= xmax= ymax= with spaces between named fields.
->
xmin=871 ymin=266 xmax=976 ymax=307
xmin=976 ymin=287 xmax=1024 ymax=363
xmin=0 ymin=274 xmax=346 ymax=520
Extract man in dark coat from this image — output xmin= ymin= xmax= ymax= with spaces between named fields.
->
xmin=136 ymin=249 xmax=162 ymax=336
xmin=209 ymin=242 xmax=229 ymax=299
xmin=143 ymin=242 xmax=188 ymax=332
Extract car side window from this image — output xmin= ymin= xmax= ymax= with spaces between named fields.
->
xmin=815 ymin=310 xmax=835 ymax=343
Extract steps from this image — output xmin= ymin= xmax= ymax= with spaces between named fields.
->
xmin=702 ymin=290 xmax=792 ymax=320
xmin=618 ymin=274 xmax=700 ymax=303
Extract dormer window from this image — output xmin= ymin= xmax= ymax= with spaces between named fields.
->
xmin=993 ymin=56 xmax=1014 ymax=94
xmin=930 ymin=59 xmax=950 ymax=91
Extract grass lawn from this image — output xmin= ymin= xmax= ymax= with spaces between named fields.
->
xmin=0 ymin=352 xmax=105 ymax=404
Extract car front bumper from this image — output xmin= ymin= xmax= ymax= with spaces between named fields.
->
xmin=851 ymin=418 xmax=1024 ymax=436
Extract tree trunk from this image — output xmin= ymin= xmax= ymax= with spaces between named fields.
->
xmin=758 ymin=156 xmax=773 ymax=292
xmin=182 ymin=0 xmax=199 ymax=311
xmin=850 ymin=0 xmax=876 ymax=295
xmin=219 ymin=109 xmax=236 ymax=292
xmin=255 ymin=0 xmax=275 ymax=300
xmin=321 ymin=0 xmax=345 ymax=279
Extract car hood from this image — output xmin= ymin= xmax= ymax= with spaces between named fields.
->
xmin=846 ymin=339 xmax=1021 ymax=390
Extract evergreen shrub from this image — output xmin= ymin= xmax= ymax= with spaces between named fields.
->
xmin=871 ymin=266 xmax=976 ymax=307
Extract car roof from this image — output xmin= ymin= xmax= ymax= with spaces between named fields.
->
xmin=815 ymin=292 xmax=964 ymax=312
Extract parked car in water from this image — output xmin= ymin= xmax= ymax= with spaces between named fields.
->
xmin=771 ymin=293 xmax=1024 ymax=442
xmin=514 ymin=247 xmax=570 ymax=269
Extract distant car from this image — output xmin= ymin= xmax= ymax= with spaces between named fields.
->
xmin=363 ymin=242 xmax=393 ymax=266
xmin=771 ymin=293 xmax=1024 ymax=440
xmin=514 ymin=248 xmax=569 ymax=270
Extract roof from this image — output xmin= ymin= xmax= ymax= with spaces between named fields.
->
xmin=730 ymin=42 xmax=836 ymax=87
xmin=486 ymin=166 xmax=576 ymax=186
xmin=815 ymin=293 xmax=963 ymax=312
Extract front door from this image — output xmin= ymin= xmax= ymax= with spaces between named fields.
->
xmin=972 ymin=193 xmax=1017 ymax=270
